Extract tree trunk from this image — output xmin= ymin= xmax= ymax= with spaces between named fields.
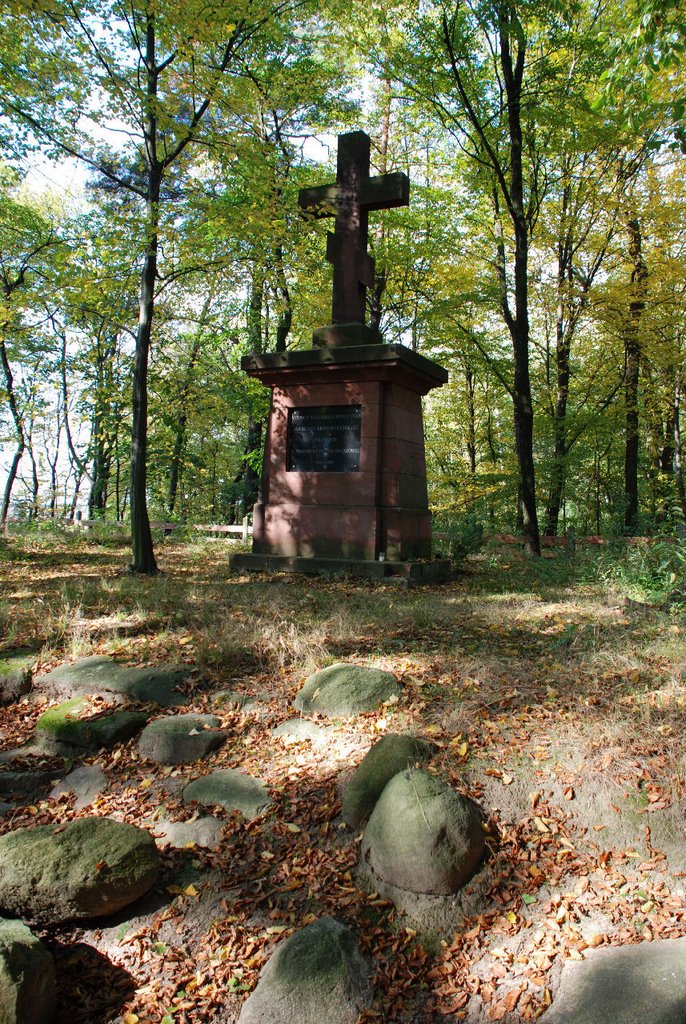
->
xmin=675 ymin=379 xmax=685 ymax=520
xmin=89 ymin=404 xmax=111 ymax=517
xmin=167 ymin=310 xmax=207 ymax=515
xmin=545 ymin=262 xmax=571 ymax=536
xmin=624 ymin=217 xmax=647 ymax=535
xmin=130 ymin=211 xmax=159 ymax=572
xmin=129 ymin=12 xmax=160 ymax=574
xmin=369 ymin=78 xmax=391 ymax=332
xmin=465 ymin=365 xmax=477 ymax=474
xmin=0 ymin=328 xmax=25 ymax=526
xmin=501 ymin=7 xmax=540 ymax=556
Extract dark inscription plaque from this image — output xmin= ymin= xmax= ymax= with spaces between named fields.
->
xmin=288 ymin=405 xmax=362 ymax=472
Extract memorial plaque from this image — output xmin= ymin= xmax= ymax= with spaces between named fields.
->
xmin=288 ymin=405 xmax=361 ymax=473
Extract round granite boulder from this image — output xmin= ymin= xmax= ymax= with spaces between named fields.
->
xmin=34 ymin=697 xmax=148 ymax=754
xmin=0 ymin=918 xmax=55 ymax=1024
xmin=138 ymin=714 xmax=226 ymax=764
xmin=342 ymin=733 xmax=438 ymax=828
xmin=34 ymin=656 xmax=190 ymax=706
xmin=0 ymin=653 xmax=34 ymax=706
xmin=293 ymin=663 xmax=400 ymax=718
xmin=360 ymin=769 xmax=485 ymax=895
xmin=0 ymin=816 xmax=159 ymax=924
xmin=238 ymin=916 xmax=372 ymax=1024
xmin=183 ymin=769 xmax=272 ymax=821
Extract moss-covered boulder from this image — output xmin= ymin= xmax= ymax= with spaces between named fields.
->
xmin=238 ymin=916 xmax=372 ymax=1024
xmin=138 ymin=714 xmax=226 ymax=764
xmin=34 ymin=698 xmax=147 ymax=753
xmin=293 ymin=664 xmax=401 ymax=718
xmin=0 ymin=918 xmax=55 ymax=1024
xmin=34 ymin=656 xmax=191 ymax=706
xmin=0 ymin=816 xmax=159 ymax=924
xmin=360 ymin=769 xmax=485 ymax=896
xmin=342 ymin=734 xmax=438 ymax=828
xmin=0 ymin=653 xmax=34 ymax=706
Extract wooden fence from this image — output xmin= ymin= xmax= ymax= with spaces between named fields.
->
xmin=2 ymin=516 xmax=253 ymax=542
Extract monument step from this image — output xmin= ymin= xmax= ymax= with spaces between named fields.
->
xmin=230 ymin=553 xmax=451 ymax=584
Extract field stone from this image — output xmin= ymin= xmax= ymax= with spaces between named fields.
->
xmin=238 ymin=916 xmax=372 ymax=1024
xmin=342 ymin=733 xmax=438 ymax=828
xmin=0 ymin=816 xmax=159 ymax=924
xmin=539 ymin=937 xmax=686 ymax=1024
xmin=0 ymin=770 xmax=57 ymax=803
xmin=272 ymin=719 xmax=331 ymax=745
xmin=183 ymin=769 xmax=272 ymax=820
xmin=0 ymin=917 xmax=56 ymax=1024
xmin=212 ymin=690 xmax=261 ymax=712
xmin=293 ymin=663 xmax=401 ymax=718
xmin=50 ymin=765 xmax=109 ymax=810
xmin=34 ymin=656 xmax=191 ymax=706
xmin=153 ymin=816 xmax=223 ymax=851
xmin=0 ymin=653 xmax=34 ymax=706
xmin=360 ymin=769 xmax=485 ymax=896
xmin=34 ymin=698 xmax=148 ymax=753
xmin=138 ymin=714 xmax=226 ymax=765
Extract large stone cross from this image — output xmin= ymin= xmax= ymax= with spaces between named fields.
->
xmin=298 ymin=131 xmax=409 ymax=337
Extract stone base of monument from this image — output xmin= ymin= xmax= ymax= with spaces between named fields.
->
xmin=231 ymin=553 xmax=452 ymax=584
xmin=236 ymin=343 xmax=448 ymax=575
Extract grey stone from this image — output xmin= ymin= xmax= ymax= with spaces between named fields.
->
xmin=138 ymin=714 xmax=226 ymax=765
xmin=238 ymin=916 xmax=372 ymax=1024
xmin=540 ymin=938 xmax=686 ymax=1024
xmin=34 ymin=656 xmax=191 ymax=706
xmin=293 ymin=663 xmax=400 ymax=718
xmin=0 ymin=816 xmax=159 ymax=925
xmin=360 ymin=769 xmax=484 ymax=896
xmin=342 ymin=733 xmax=438 ymax=828
xmin=0 ymin=770 xmax=56 ymax=803
xmin=272 ymin=719 xmax=331 ymax=745
xmin=50 ymin=765 xmax=109 ymax=810
xmin=183 ymin=769 xmax=272 ymax=821
xmin=34 ymin=698 xmax=148 ymax=753
xmin=0 ymin=918 xmax=55 ymax=1024
xmin=153 ymin=816 xmax=223 ymax=851
xmin=212 ymin=690 xmax=261 ymax=712
xmin=0 ymin=653 xmax=34 ymax=706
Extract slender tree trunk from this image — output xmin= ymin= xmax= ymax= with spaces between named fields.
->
xmin=465 ymin=365 xmax=477 ymax=474
xmin=494 ymin=9 xmax=540 ymax=554
xmin=130 ymin=208 xmax=159 ymax=572
xmin=1 ymin=447 xmax=24 ymax=526
xmin=675 ymin=380 xmax=685 ymax=520
xmin=248 ymin=266 xmax=265 ymax=355
xmin=624 ymin=217 xmax=647 ymax=535
xmin=545 ymin=266 xmax=571 ymax=536
xmin=0 ymin=330 xmax=25 ymax=526
xmin=370 ymin=78 xmax=391 ymax=331
xmin=273 ymin=246 xmax=292 ymax=353
xmin=130 ymin=12 xmax=160 ymax=574
xmin=167 ymin=311 xmax=207 ymax=515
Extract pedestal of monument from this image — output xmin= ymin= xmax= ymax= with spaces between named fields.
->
xmin=231 ymin=342 xmax=451 ymax=582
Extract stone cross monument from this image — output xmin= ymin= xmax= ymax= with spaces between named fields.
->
xmin=231 ymin=130 xmax=450 ymax=583
xmin=298 ymin=130 xmax=409 ymax=345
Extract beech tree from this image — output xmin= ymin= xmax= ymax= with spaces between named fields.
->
xmin=1 ymin=0 xmax=301 ymax=571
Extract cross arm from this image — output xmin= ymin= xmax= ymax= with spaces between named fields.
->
xmin=298 ymin=171 xmax=410 ymax=219
xmin=361 ymin=172 xmax=409 ymax=211
xmin=298 ymin=183 xmax=337 ymax=218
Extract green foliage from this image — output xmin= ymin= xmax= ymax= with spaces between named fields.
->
xmin=586 ymin=538 xmax=686 ymax=603
xmin=432 ymin=513 xmax=484 ymax=564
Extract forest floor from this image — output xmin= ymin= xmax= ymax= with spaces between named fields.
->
xmin=1 ymin=528 xmax=685 ymax=1023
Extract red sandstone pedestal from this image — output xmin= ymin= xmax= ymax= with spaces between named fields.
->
xmin=231 ymin=343 xmax=450 ymax=582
